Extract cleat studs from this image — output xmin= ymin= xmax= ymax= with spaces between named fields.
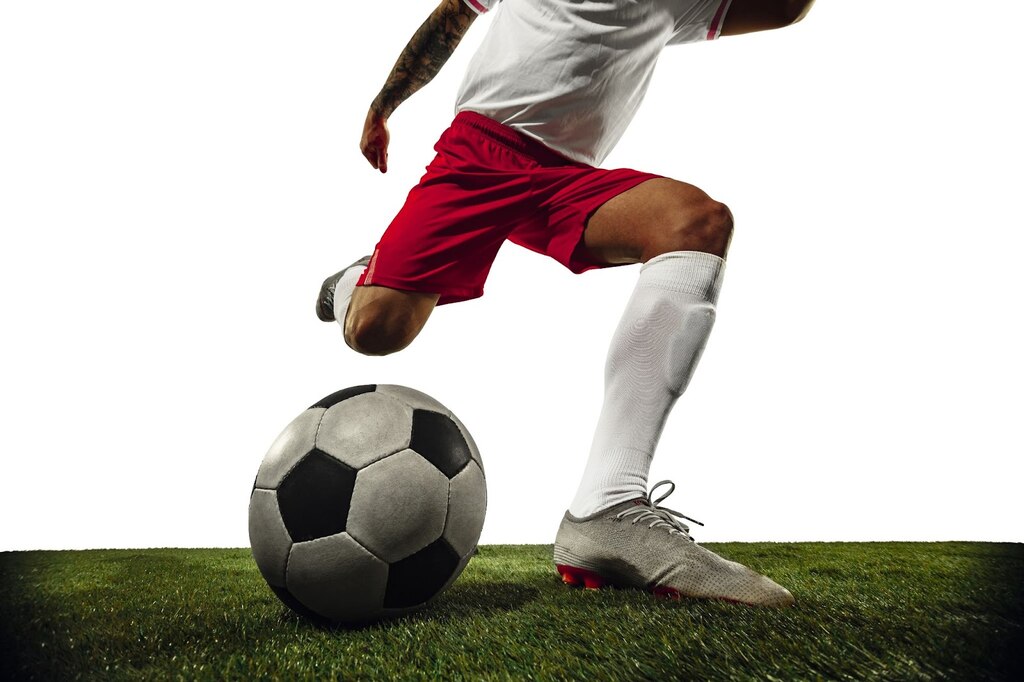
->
xmin=556 ymin=565 xmax=607 ymax=590
xmin=556 ymin=564 xmax=580 ymax=586
xmin=652 ymin=585 xmax=681 ymax=599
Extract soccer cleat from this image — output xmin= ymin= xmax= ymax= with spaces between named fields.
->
xmin=553 ymin=481 xmax=795 ymax=607
xmin=316 ymin=256 xmax=372 ymax=322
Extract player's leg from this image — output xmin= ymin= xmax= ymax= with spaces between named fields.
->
xmin=581 ymin=177 xmax=732 ymax=263
xmin=554 ymin=177 xmax=793 ymax=606
xmin=345 ymin=285 xmax=439 ymax=356
xmin=568 ymin=178 xmax=731 ymax=516
xmin=720 ymin=0 xmax=815 ymax=36
xmin=317 ymin=113 xmax=537 ymax=357
xmin=316 ymin=259 xmax=439 ymax=357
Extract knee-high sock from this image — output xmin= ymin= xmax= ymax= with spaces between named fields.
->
xmin=568 ymin=251 xmax=726 ymax=518
xmin=332 ymin=265 xmax=366 ymax=331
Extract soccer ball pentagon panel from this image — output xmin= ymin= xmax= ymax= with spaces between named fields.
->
xmin=248 ymin=384 xmax=486 ymax=624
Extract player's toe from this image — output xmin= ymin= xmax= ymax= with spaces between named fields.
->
xmin=741 ymin=571 xmax=795 ymax=607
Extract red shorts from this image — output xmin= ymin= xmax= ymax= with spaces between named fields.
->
xmin=358 ymin=111 xmax=661 ymax=304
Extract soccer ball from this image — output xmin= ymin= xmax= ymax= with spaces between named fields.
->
xmin=248 ymin=384 xmax=486 ymax=624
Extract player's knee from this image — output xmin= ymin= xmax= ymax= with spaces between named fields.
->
xmin=709 ymin=200 xmax=735 ymax=245
xmin=649 ymin=199 xmax=734 ymax=259
xmin=344 ymin=310 xmax=417 ymax=357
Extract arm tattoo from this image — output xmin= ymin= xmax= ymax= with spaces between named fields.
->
xmin=371 ymin=2 xmax=476 ymax=119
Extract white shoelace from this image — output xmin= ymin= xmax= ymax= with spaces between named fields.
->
xmin=615 ymin=480 xmax=704 ymax=540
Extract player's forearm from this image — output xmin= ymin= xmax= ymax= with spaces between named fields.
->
xmin=370 ymin=0 xmax=477 ymax=120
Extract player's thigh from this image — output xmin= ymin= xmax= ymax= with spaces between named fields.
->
xmin=582 ymin=178 xmax=727 ymax=264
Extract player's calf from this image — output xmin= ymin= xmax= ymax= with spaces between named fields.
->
xmin=344 ymin=287 xmax=439 ymax=356
xmin=316 ymin=258 xmax=438 ymax=356
xmin=721 ymin=0 xmax=816 ymax=36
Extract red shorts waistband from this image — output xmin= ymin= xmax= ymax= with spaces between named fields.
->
xmin=452 ymin=110 xmax=585 ymax=167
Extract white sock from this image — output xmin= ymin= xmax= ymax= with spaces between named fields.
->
xmin=568 ymin=251 xmax=726 ymax=518
xmin=332 ymin=265 xmax=366 ymax=329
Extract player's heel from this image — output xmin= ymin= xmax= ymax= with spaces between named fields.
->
xmin=316 ymin=255 xmax=371 ymax=322
xmin=556 ymin=564 xmax=608 ymax=590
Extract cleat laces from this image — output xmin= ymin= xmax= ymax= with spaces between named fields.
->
xmin=615 ymin=480 xmax=704 ymax=540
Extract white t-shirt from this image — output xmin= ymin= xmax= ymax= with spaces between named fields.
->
xmin=456 ymin=0 xmax=733 ymax=166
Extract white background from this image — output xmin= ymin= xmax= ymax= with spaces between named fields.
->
xmin=2 ymin=1 xmax=1021 ymax=551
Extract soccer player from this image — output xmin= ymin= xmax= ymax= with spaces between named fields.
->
xmin=317 ymin=0 xmax=815 ymax=606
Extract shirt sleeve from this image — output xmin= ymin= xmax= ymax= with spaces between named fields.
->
xmin=668 ymin=0 xmax=733 ymax=45
xmin=462 ymin=0 xmax=499 ymax=15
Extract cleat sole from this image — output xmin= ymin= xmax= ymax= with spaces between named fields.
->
xmin=651 ymin=585 xmax=681 ymax=599
xmin=556 ymin=564 xmax=756 ymax=604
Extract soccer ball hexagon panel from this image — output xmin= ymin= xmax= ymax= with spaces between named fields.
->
xmin=248 ymin=385 xmax=486 ymax=624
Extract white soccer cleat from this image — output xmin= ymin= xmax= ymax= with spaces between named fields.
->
xmin=553 ymin=481 xmax=795 ymax=607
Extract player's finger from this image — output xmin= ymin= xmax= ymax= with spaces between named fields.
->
xmin=378 ymin=149 xmax=388 ymax=174
xmin=362 ymin=145 xmax=378 ymax=170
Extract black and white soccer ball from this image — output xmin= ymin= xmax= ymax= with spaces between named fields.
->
xmin=248 ymin=384 xmax=486 ymax=624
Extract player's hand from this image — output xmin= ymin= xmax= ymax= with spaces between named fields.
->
xmin=360 ymin=110 xmax=390 ymax=173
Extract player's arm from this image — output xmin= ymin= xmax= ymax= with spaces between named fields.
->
xmin=361 ymin=0 xmax=480 ymax=173
xmin=720 ymin=0 xmax=815 ymax=36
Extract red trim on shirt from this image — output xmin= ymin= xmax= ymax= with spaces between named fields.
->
xmin=707 ymin=0 xmax=732 ymax=40
xmin=465 ymin=0 xmax=488 ymax=14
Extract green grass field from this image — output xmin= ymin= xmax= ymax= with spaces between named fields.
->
xmin=1 ymin=543 xmax=1021 ymax=680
